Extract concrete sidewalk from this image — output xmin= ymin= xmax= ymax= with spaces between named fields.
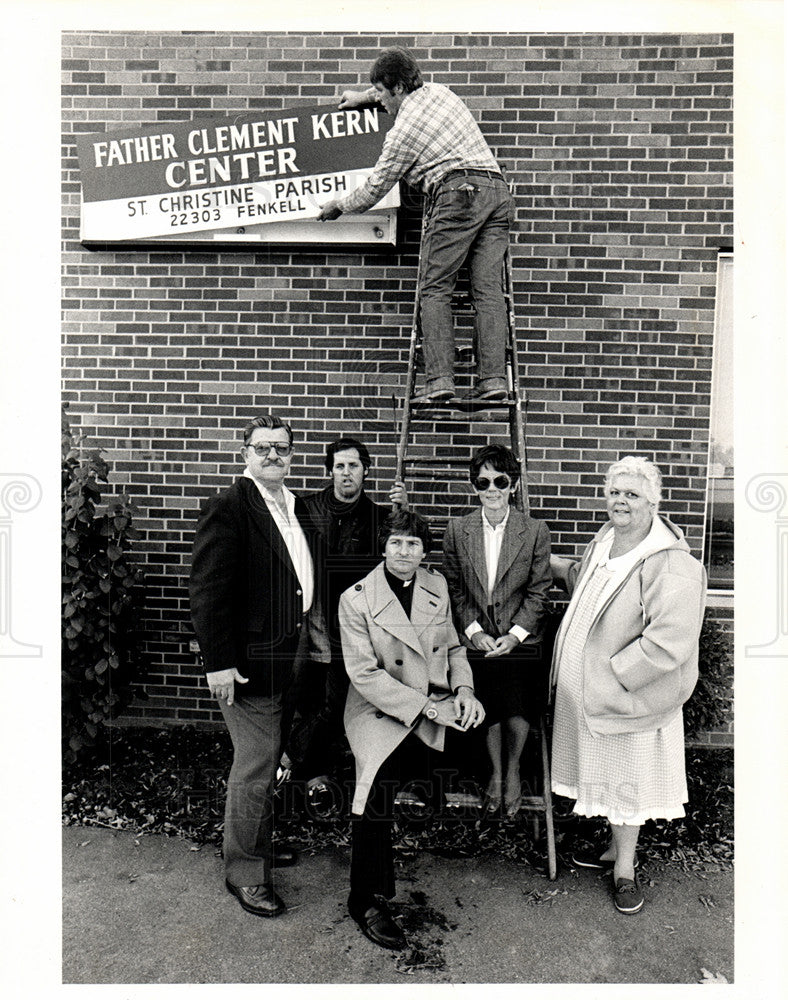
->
xmin=62 ymin=825 xmax=733 ymax=985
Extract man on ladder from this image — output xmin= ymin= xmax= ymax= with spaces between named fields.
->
xmin=317 ymin=46 xmax=513 ymax=403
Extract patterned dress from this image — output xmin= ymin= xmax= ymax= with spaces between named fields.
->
xmin=551 ymin=530 xmax=688 ymax=826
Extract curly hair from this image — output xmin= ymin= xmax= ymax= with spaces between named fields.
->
xmin=604 ymin=455 xmax=662 ymax=508
xmin=370 ymin=47 xmax=424 ymax=94
xmin=324 ymin=438 xmax=371 ymax=473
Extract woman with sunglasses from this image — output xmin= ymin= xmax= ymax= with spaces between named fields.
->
xmin=442 ymin=445 xmax=552 ymax=817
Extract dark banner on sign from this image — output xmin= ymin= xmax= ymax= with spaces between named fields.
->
xmin=76 ymin=105 xmax=398 ymax=241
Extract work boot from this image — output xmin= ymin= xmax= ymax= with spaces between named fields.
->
xmin=412 ymin=376 xmax=455 ymax=402
xmin=474 ymin=377 xmax=508 ymax=401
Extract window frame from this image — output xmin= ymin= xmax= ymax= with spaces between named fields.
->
xmin=702 ymin=251 xmax=734 ymax=595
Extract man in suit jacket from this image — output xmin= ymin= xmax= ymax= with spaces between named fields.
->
xmin=189 ymin=413 xmax=328 ymax=918
xmin=339 ymin=510 xmax=485 ymax=950
xmin=442 ymin=444 xmax=552 ymax=818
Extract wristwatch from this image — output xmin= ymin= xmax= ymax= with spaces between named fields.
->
xmin=425 ymin=704 xmax=438 ymax=721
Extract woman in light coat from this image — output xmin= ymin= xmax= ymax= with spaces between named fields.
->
xmin=550 ymin=456 xmax=706 ymax=915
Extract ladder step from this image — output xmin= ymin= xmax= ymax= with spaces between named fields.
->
xmin=413 ymin=347 xmax=477 ymax=368
xmin=409 ymin=397 xmax=516 ymax=408
xmin=414 ymin=347 xmax=512 ymax=363
xmin=447 ymin=292 xmax=513 ymax=313
xmin=394 ymin=791 xmax=549 ymax=811
xmin=405 ymin=469 xmax=468 ymax=480
xmin=405 ymin=461 xmax=523 ymax=475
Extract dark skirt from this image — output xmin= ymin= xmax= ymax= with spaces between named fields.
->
xmin=468 ymin=642 xmax=548 ymax=727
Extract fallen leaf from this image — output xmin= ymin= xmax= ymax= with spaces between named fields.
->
xmin=699 ymin=967 xmax=728 ymax=984
xmin=62 ymin=728 xmax=731 ymax=875
xmin=521 ymin=887 xmax=567 ymax=906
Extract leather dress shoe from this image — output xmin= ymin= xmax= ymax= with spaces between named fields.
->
xmin=272 ymin=843 xmax=298 ymax=867
xmin=349 ymin=899 xmax=406 ymax=950
xmin=226 ymin=880 xmax=286 ymax=918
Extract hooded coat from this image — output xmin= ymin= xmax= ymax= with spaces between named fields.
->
xmin=550 ymin=515 xmax=707 ymax=736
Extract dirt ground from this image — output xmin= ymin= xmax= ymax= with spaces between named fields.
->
xmin=62 ymin=825 xmax=733 ymax=985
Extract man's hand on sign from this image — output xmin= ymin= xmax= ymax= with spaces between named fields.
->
xmin=338 ymin=89 xmax=373 ymax=110
xmin=317 ymin=201 xmax=343 ymax=222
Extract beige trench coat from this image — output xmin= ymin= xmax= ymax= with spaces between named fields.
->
xmin=339 ymin=562 xmax=474 ymax=815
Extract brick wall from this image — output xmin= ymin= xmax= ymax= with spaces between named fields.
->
xmin=61 ymin=31 xmax=733 ymax=727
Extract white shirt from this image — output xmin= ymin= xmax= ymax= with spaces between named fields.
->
xmin=577 ymin=514 xmax=676 ymax=614
xmin=243 ymin=470 xmax=314 ymax=613
xmin=465 ymin=507 xmax=528 ymax=643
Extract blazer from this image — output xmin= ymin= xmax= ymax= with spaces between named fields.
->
xmin=189 ymin=476 xmax=328 ymax=694
xmin=550 ymin=516 xmax=707 ymax=735
xmin=339 ymin=562 xmax=474 ymax=814
xmin=441 ymin=507 xmax=552 ymax=646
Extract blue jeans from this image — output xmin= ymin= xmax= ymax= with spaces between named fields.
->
xmin=419 ymin=173 xmax=513 ymax=383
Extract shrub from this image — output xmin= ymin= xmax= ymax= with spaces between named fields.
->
xmin=62 ymin=406 xmax=146 ymax=761
xmin=684 ymin=613 xmax=733 ymax=739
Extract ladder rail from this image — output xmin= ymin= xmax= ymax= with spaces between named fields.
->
xmin=393 ymin=317 xmax=419 ymax=495
xmin=503 ymin=246 xmax=530 ymax=514
xmin=393 ymin=220 xmax=427 ymax=498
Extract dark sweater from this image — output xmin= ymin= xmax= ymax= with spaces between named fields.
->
xmin=304 ymin=485 xmax=390 ymax=648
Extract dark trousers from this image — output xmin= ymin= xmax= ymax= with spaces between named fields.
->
xmin=349 ymin=729 xmax=461 ymax=909
xmin=285 ymin=656 xmax=350 ymax=780
xmin=219 ymin=691 xmax=283 ymax=887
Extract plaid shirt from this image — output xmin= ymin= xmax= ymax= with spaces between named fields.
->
xmin=338 ymin=83 xmax=500 ymax=215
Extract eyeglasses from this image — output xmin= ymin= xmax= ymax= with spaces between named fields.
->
xmin=246 ymin=441 xmax=293 ymax=457
xmin=473 ymin=475 xmax=511 ymax=491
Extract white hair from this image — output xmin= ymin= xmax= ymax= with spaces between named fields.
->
xmin=604 ymin=455 xmax=662 ymax=508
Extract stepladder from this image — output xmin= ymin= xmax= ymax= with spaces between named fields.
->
xmin=395 ymin=244 xmax=529 ymax=512
xmin=392 ymin=241 xmax=558 ymax=880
